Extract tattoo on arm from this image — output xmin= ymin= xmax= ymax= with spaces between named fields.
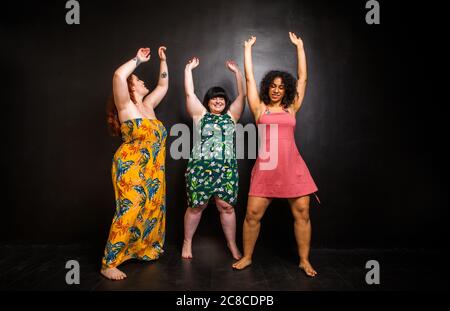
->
xmin=161 ymin=72 xmax=167 ymax=78
xmin=133 ymin=57 xmax=142 ymax=67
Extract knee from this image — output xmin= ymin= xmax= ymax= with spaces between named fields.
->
xmin=188 ymin=204 xmax=206 ymax=215
xmin=245 ymin=209 xmax=262 ymax=225
xmin=293 ymin=206 xmax=310 ymax=223
xmin=217 ymin=203 xmax=234 ymax=214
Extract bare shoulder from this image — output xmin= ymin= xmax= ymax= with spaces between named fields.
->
xmin=287 ymin=105 xmax=297 ymax=115
xmin=117 ymin=103 xmax=148 ymax=123
xmin=140 ymin=104 xmax=157 ymax=119
xmin=252 ymin=102 xmax=266 ymax=122
xmin=227 ymin=110 xmax=240 ymax=124
xmin=193 ymin=110 xmax=207 ymax=125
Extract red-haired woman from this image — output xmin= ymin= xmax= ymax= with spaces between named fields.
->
xmin=101 ymin=47 xmax=168 ymax=280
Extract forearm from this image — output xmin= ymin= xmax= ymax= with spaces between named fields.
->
xmin=296 ymin=45 xmax=307 ymax=82
xmin=114 ymin=58 xmax=139 ymax=79
xmin=244 ymin=48 xmax=255 ymax=81
xmin=184 ymin=68 xmax=195 ymax=96
xmin=157 ymin=60 xmax=169 ymax=88
xmin=235 ymin=71 xmax=245 ymax=98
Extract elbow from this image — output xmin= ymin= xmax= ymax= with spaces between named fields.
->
xmin=157 ymin=83 xmax=169 ymax=91
xmin=113 ymin=71 xmax=127 ymax=81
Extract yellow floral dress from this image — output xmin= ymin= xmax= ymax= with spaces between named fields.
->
xmin=102 ymin=118 xmax=167 ymax=269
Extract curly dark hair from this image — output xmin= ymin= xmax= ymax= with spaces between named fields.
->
xmin=260 ymin=70 xmax=298 ymax=108
xmin=202 ymin=86 xmax=231 ymax=114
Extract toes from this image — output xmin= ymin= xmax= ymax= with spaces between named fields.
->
xmin=232 ymin=259 xmax=251 ymax=270
xmin=300 ymin=264 xmax=317 ymax=277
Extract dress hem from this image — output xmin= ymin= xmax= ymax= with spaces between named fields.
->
xmin=248 ymin=189 xmax=319 ymax=199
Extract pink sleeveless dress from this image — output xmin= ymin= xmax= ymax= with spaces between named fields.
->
xmin=248 ymin=109 xmax=319 ymax=199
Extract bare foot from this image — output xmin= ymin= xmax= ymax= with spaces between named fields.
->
xmin=232 ymin=256 xmax=252 ymax=270
xmin=299 ymin=260 xmax=318 ymax=277
xmin=100 ymin=267 xmax=127 ymax=281
xmin=227 ymin=242 xmax=242 ymax=260
xmin=182 ymin=240 xmax=193 ymax=259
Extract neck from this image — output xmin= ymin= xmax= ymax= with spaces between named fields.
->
xmin=268 ymin=102 xmax=283 ymax=108
xmin=132 ymin=93 xmax=145 ymax=106
xmin=136 ymin=94 xmax=144 ymax=103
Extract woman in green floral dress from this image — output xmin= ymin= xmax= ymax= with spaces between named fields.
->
xmin=182 ymin=57 xmax=245 ymax=260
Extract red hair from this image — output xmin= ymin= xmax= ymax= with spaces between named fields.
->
xmin=106 ymin=75 xmax=136 ymax=136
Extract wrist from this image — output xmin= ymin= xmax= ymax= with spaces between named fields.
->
xmin=133 ymin=57 xmax=142 ymax=67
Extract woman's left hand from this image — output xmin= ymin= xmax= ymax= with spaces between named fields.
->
xmin=226 ymin=60 xmax=239 ymax=73
xmin=158 ymin=46 xmax=167 ymax=61
xmin=289 ymin=32 xmax=304 ymax=47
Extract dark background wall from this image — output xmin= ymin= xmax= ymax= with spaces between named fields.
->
xmin=1 ymin=0 xmax=446 ymax=249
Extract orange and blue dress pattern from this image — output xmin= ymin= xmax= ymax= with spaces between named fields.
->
xmin=102 ymin=118 xmax=167 ymax=268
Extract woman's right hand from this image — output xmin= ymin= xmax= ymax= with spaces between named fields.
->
xmin=185 ymin=57 xmax=200 ymax=70
xmin=244 ymin=36 xmax=256 ymax=48
xmin=136 ymin=47 xmax=151 ymax=63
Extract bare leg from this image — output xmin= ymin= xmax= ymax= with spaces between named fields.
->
xmin=215 ymin=197 xmax=242 ymax=260
xmin=288 ymin=195 xmax=317 ymax=277
xmin=182 ymin=203 xmax=208 ymax=259
xmin=100 ymin=267 xmax=127 ymax=281
xmin=232 ymin=196 xmax=271 ymax=270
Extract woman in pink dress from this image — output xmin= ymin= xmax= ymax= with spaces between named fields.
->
xmin=232 ymin=32 xmax=319 ymax=277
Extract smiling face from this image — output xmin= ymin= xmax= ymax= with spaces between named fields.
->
xmin=208 ymin=96 xmax=226 ymax=114
xmin=130 ymin=74 xmax=149 ymax=97
xmin=268 ymin=77 xmax=286 ymax=104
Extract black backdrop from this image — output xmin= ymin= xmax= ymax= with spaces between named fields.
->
xmin=1 ymin=0 xmax=446 ymax=250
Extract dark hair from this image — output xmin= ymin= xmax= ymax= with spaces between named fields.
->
xmin=202 ymin=86 xmax=231 ymax=114
xmin=260 ymin=70 xmax=298 ymax=108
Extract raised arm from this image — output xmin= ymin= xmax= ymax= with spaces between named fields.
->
xmin=244 ymin=36 xmax=262 ymax=120
xmin=226 ymin=60 xmax=245 ymax=121
xmin=289 ymin=32 xmax=308 ymax=113
xmin=113 ymin=48 xmax=150 ymax=110
xmin=184 ymin=57 xmax=207 ymax=119
xmin=143 ymin=46 xmax=169 ymax=109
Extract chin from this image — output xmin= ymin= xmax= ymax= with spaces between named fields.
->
xmin=210 ymin=106 xmax=225 ymax=113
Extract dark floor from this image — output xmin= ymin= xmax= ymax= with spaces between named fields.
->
xmin=0 ymin=237 xmax=447 ymax=291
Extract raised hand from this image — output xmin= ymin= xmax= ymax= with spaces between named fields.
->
xmin=136 ymin=47 xmax=151 ymax=63
xmin=158 ymin=46 xmax=167 ymax=61
xmin=289 ymin=32 xmax=304 ymax=47
xmin=185 ymin=57 xmax=200 ymax=71
xmin=226 ymin=60 xmax=240 ymax=73
xmin=244 ymin=36 xmax=256 ymax=48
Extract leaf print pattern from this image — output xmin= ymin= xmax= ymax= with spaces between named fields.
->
xmin=102 ymin=118 xmax=167 ymax=268
xmin=186 ymin=113 xmax=238 ymax=208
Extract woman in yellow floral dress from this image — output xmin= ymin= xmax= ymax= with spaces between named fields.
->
xmin=101 ymin=46 xmax=168 ymax=280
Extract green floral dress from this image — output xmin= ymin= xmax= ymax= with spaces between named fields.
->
xmin=185 ymin=112 xmax=238 ymax=208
